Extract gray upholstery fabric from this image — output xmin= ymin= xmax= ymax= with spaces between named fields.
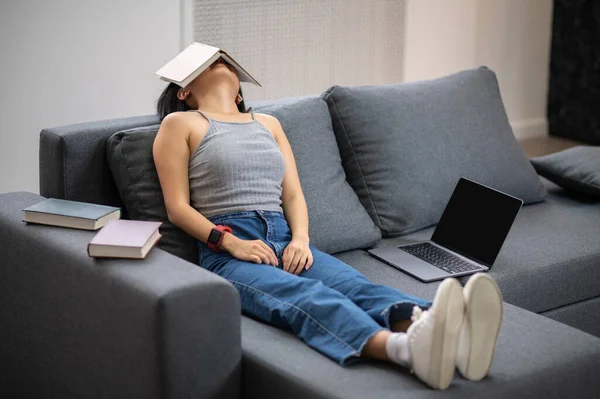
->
xmin=0 ymin=191 xmax=241 ymax=399
xmin=248 ymin=94 xmax=315 ymax=109
xmin=106 ymin=98 xmax=381 ymax=258
xmin=358 ymin=178 xmax=600 ymax=316
xmin=322 ymin=67 xmax=547 ymax=236
xmin=39 ymin=114 xmax=159 ymax=213
xmin=106 ymin=125 xmax=198 ymax=264
xmin=543 ymin=296 xmax=600 ymax=338
xmin=31 ymin=88 xmax=600 ymax=397
xmin=532 ymin=146 xmax=600 ymax=199
xmin=254 ymin=97 xmax=381 ymax=253
xmin=241 ymin=302 xmax=600 ymax=399
xmin=334 ymin=245 xmax=444 ymax=300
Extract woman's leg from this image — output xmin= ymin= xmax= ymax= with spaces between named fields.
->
xmin=248 ymin=209 xmax=432 ymax=330
xmin=199 ymin=211 xmax=463 ymax=389
xmin=301 ymin=248 xmax=433 ymax=330
xmin=204 ymin=251 xmax=465 ymax=390
xmin=361 ymin=330 xmax=392 ymax=360
xmin=200 ymin=241 xmax=385 ymax=366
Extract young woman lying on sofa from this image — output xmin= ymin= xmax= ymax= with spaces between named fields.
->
xmin=152 ymin=55 xmax=503 ymax=390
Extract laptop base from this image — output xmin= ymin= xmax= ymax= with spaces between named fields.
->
xmin=367 ymin=244 xmax=488 ymax=283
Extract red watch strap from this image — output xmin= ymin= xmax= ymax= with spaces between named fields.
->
xmin=209 ymin=225 xmax=232 ymax=252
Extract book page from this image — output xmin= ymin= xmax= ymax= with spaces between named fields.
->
xmin=220 ymin=51 xmax=261 ymax=86
xmin=156 ymin=42 xmax=220 ymax=83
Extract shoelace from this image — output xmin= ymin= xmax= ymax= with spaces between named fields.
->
xmin=407 ymin=306 xmax=427 ymax=375
xmin=411 ymin=305 xmax=424 ymax=322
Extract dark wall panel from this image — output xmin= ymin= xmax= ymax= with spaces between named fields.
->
xmin=548 ymin=0 xmax=600 ymax=144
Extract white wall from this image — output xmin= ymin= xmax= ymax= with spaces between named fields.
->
xmin=404 ymin=0 xmax=554 ymax=140
xmin=0 ymin=0 xmax=555 ymax=194
xmin=0 ymin=1 xmax=181 ymax=194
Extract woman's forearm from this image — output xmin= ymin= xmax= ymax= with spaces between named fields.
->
xmin=170 ymin=196 xmax=309 ymax=247
xmin=168 ymin=204 xmax=217 ymax=244
xmin=281 ymin=194 xmax=310 ymax=242
xmin=168 ymin=205 xmax=272 ymax=259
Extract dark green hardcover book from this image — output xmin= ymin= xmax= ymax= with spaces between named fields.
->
xmin=23 ymin=198 xmax=121 ymax=230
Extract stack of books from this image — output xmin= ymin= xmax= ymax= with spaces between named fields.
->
xmin=23 ymin=198 xmax=162 ymax=259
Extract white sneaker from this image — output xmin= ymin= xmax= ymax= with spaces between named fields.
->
xmin=456 ymin=273 xmax=503 ymax=381
xmin=406 ymin=278 xmax=464 ymax=390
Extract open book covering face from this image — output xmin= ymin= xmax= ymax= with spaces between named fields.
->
xmin=210 ymin=57 xmax=237 ymax=76
xmin=155 ymin=42 xmax=261 ymax=88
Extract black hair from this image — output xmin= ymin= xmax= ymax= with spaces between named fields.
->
xmin=156 ymin=82 xmax=247 ymax=120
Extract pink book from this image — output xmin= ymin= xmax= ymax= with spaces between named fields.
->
xmin=88 ymin=220 xmax=163 ymax=259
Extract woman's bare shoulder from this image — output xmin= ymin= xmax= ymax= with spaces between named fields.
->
xmin=160 ymin=111 xmax=198 ymax=126
xmin=254 ymin=113 xmax=282 ymax=130
xmin=254 ymin=112 xmax=279 ymax=123
xmin=159 ymin=111 xmax=208 ymax=134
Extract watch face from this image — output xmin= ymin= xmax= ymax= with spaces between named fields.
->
xmin=208 ymin=229 xmax=223 ymax=245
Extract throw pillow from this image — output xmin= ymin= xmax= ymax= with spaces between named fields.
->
xmin=106 ymin=125 xmax=199 ymax=264
xmin=322 ymin=67 xmax=547 ymax=236
xmin=531 ymin=146 xmax=600 ymax=199
xmin=255 ymin=97 xmax=381 ymax=253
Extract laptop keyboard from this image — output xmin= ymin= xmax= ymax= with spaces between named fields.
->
xmin=399 ymin=242 xmax=483 ymax=274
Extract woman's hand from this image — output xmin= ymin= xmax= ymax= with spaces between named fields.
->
xmin=220 ymin=234 xmax=278 ymax=266
xmin=282 ymin=238 xmax=313 ymax=275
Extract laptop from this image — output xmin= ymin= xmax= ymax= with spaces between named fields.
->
xmin=367 ymin=178 xmax=523 ymax=282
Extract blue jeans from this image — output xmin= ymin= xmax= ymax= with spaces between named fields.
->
xmin=197 ymin=210 xmax=432 ymax=365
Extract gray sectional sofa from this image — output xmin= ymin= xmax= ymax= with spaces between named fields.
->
xmin=1 ymin=67 xmax=599 ymax=398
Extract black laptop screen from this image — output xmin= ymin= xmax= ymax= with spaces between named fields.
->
xmin=431 ymin=178 xmax=523 ymax=267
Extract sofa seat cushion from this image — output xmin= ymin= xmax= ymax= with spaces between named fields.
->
xmin=543 ymin=295 xmax=600 ymax=338
xmin=252 ymin=97 xmax=381 ymax=254
xmin=322 ymin=67 xmax=547 ymax=237
xmin=351 ymin=178 xmax=600 ymax=314
xmin=241 ymin=303 xmax=600 ymax=399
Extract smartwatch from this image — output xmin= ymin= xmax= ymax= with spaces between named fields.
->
xmin=207 ymin=225 xmax=232 ymax=252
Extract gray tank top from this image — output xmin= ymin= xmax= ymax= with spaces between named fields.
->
xmin=188 ymin=109 xmax=286 ymax=218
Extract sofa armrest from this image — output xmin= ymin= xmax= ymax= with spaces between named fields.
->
xmin=0 ymin=192 xmax=241 ymax=399
xmin=39 ymin=114 xmax=159 ymax=209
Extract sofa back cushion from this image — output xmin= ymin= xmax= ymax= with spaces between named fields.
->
xmin=107 ymin=97 xmax=381 ymax=261
xmin=106 ymin=125 xmax=199 ymax=264
xmin=322 ymin=67 xmax=547 ymax=237
xmin=531 ymin=146 xmax=600 ymax=199
xmin=254 ymin=97 xmax=381 ymax=253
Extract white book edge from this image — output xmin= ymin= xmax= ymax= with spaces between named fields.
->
xmin=88 ymin=231 xmax=162 ymax=259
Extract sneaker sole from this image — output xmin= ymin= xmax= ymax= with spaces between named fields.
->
xmin=424 ymin=278 xmax=464 ymax=390
xmin=460 ymin=273 xmax=503 ymax=381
